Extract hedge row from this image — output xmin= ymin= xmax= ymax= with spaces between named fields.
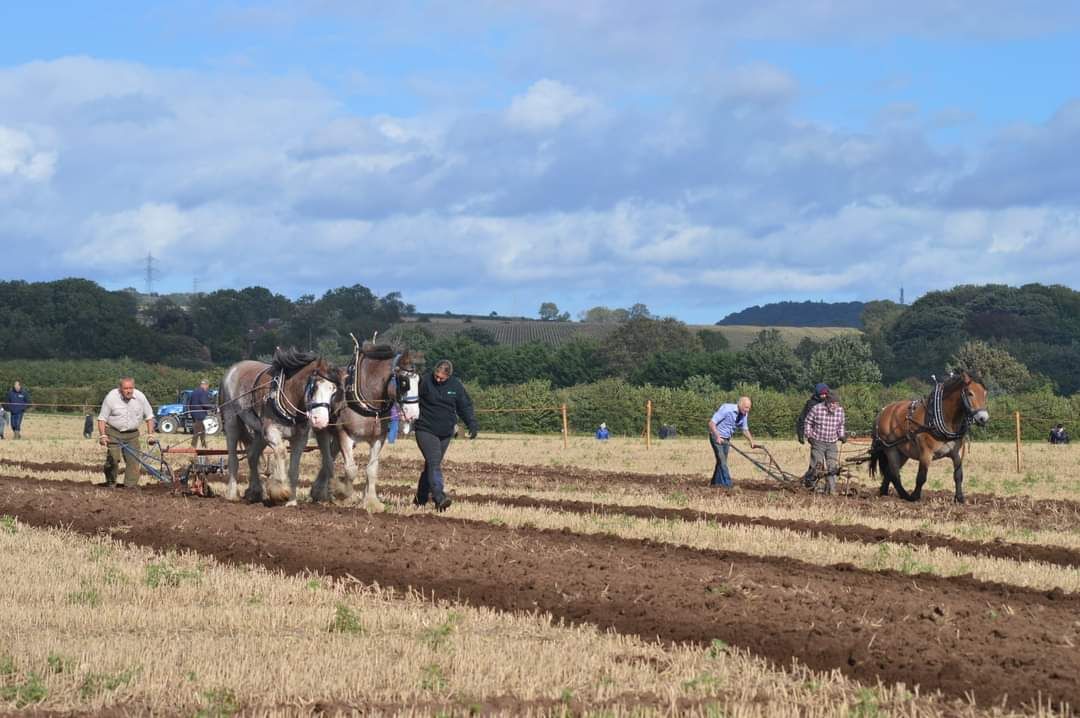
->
xmin=467 ymin=379 xmax=1080 ymax=442
xmin=6 ymin=359 xmax=1077 ymax=442
xmin=0 ymin=360 xmax=215 ymax=411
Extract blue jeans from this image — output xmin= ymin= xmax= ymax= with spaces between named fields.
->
xmin=709 ymin=432 xmax=732 ymax=487
xmin=415 ymin=430 xmax=452 ymax=504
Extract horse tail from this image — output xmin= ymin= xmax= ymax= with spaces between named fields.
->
xmin=867 ymin=436 xmax=884 ymax=478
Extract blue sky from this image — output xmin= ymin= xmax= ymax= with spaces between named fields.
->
xmin=2 ymin=2 xmax=1079 ymax=323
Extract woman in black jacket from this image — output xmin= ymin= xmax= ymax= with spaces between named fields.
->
xmin=413 ymin=360 xmax=478 ymax=511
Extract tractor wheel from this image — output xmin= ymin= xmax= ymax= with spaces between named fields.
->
xmin=158 ymin=415 xmax=179 ymax=434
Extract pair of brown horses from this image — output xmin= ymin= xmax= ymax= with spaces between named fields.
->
xmin=218 ymin=344 xmax=418 ymax=506
xmin=868 ymin=371 xmax=990 ymax=503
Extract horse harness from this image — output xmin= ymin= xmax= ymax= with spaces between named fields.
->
xmin=877 ymin=381 xmax=978 ymax=449
xmin=255 ymin=364 xmax=338 ymax=425
xmin=345 ymin=349 xmax=417 ymax=420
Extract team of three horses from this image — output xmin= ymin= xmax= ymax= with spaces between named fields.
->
xmin=217 ymin=342 xmax=419 ymax=509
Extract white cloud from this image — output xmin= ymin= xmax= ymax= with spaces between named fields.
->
xmin=505 ymin=79 xmax=602 ymax=132
xmin=2 ymin=53 xmax=1080 ymax=321
xmin=0 ymin=126 xmax=56 ymax=182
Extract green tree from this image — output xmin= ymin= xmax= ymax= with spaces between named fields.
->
xmin=539 ymin=302 xmax=566 ymax=321
xmin=734 ymin=329 xmax=808 ymax=391
xmin=808 ymin=334 xmax=882 ymax=386
xmin=948 ymin=340 xmax=1038 ymax=394
xmin=547 ymin=338 xmax=609 ymax=387
xmin=458 ymin=327 xmax=498 ymax=346
xmin=578 ymin=306 xmax=630 ymax=323
xmin=793 ymin=337 xmax=822 ymax=366
xmin=697 ymin=329 xmax=730 ymax=353
xmin=600 ymin=317 xmax=702 ymax=377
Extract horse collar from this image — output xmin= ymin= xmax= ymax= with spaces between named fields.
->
xmin=927 ymin=382 xmax=969 ymax=441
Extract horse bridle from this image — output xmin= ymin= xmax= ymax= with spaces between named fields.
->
xmin=922 ymin=376 xmax=987 ymax=441
xmin=303 ymin=368 xmax=341 ymax=416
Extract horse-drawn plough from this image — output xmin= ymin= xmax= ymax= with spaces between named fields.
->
xmin=726 ymin=436 xmax=875 ymax=495
xmin=110 ymin=438 xmax=317 ymax=498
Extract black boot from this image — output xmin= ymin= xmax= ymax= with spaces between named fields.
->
xmin=434 ymin=496 xmax=453 ymax=512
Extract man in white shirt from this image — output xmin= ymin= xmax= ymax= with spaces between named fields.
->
xmin=97 ymin=377 xmax=155 ymax=488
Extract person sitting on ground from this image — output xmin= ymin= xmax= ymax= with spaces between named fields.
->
xmin=803 ymin=389 xmax=847 ymax=494
xmin=1049 ymin=424 xmax=1070 ymax=444
xmin=97 ymin=377 xmax=155 ymax=488
xmin=707 ymin=396 xmax=757 ymax=488
xmin=595 ymin=422 xmax=610 ymax=440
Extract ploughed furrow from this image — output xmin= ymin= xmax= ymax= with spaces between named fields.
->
xmin=378 ymin=457 xmax=1080 ymax=532
xmin=7 ymin=454 xmax=1080 ymax=533
xmin=375 ymin=485 xmax=1080 ymax=569
xmin=1 ymin=475 xmax=1078 ymax=709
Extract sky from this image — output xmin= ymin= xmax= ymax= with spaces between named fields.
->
xmin=2 ymin=2 xmax=1079 ymax=323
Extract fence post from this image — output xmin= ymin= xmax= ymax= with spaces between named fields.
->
xmin=1014 ymin=410 xmax=1022 ymax=473
xmin=645 ymin=399 xmax=652 ymax=450
xmin=561 ymin=403 xmax=568 ymax=450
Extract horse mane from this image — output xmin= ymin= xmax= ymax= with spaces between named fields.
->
xmin=272 ymin=347 xmax=321 ymax=377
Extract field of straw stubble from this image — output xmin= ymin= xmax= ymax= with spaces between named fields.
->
xmin=1 ymin=414 xmax=1079 ymax=716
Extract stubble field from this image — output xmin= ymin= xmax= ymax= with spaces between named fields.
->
xmin=1 ymin=414 xmax=1078 ymax=716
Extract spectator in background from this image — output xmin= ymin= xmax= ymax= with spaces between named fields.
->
xmin=186 ymin=379 xmax=215 ymax=448
xmin=707 ymin=396 xmax=757 ymax=488
xmin=4 ymin=381 xmax=30 ymax=439
xmin=0 ymin=401 xmax=6 ymax=439
xmin=803 ymin=389 xmax=847 ymax=494
xmin=595 ymin=422 xmax=610 ymax=440
xmin=1049 ymin=424 xmax=1070 ymax=444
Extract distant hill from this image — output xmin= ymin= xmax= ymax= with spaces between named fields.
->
xmin=388 ymin=317 xmax=858 ymax=350
xmin=717 ymin=301 xmax=867 ymax=328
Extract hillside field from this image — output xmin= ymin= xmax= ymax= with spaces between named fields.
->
xmin=389 ymin=317 xmax=859 ymax=349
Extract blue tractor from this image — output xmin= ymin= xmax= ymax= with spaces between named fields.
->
xmin=155 ymin=388 xmax=220 ymax=435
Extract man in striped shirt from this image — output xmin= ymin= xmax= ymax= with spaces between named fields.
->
xmin=804 ymin=390 xmax=846 ymax=494
xmin=707 ymin=396 xmax=757 ymax=488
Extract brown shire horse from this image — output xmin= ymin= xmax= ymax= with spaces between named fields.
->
xmin=311 ymin=342 xmax=420 ymax=511
xmin=868 ymin=371 xmax=989 ymax=503
xmin=219 ymin=349 xmax=340 ymax=505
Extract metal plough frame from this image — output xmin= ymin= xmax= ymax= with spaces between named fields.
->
xmin=726 ymin=442 xmax=859 ymax=495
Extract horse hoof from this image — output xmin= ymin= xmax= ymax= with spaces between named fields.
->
xmin=265 ymin=485 xmax=293 ymax=505
xmin=954 ymin=495 xmax=966 ymax=505
xmin=285 ymin=499 xmax=298 ymax=508
xmin=362 ymin=499 xmax=385 ymax=513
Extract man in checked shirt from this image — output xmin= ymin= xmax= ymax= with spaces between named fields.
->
xmin=803 ymin=389 xmax=847 ymax=494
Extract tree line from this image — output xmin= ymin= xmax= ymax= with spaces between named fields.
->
xmin=0 ymin=279 xmax=412 ymax=367
xmin=4 ymin=279 xmax=1080 ymax=397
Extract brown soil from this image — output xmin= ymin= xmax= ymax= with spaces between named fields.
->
xmin=379 ymin=457 xmax=1080 ymax=533
xmin=375 ymin=485 xmax=1080 ymax=569
xmin=8 ymin=454 xmax=1080 ymax=533
xmin=2 ymin=475 xmax=1078 ymax=710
